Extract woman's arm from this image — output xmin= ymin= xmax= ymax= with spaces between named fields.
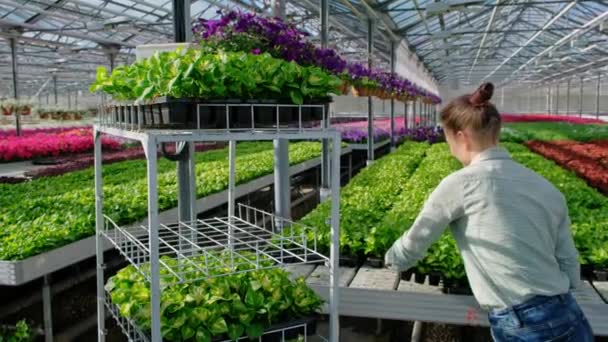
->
xmin=385 ymin=174 xmax=465 ymax=271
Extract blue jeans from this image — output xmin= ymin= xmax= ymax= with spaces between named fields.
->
xmin=488 ymin=293 xmax=594 ymax=342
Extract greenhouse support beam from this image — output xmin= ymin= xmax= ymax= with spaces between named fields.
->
xmin=108 ymin=52 xmax=116 ymax=72
xmin=271 ymin=0 xmax=286 ymax=18
xmin=390 ymin=41 xmax=396 ymax=150
xmin=579 ymin=76 xmax=584 ymax=117
xmin=10 ymin=37 xmax=21 ymax=136
xmin=320 ymin=0 xmax=330 ymax=200
xmin=546 ymin=85 xmax=551 ymax=115
xmin=555 ymin=83 xmax=560 ymax=115
xmin=596 ymin=74 xmax=601 ymax=120
xmin=367 ymin=18 xmax=374 ymax=165
xmin=94 ymin=130 xmax=105 ymax=342
xmin=67 ymin=90 xmax=71 ymax=109
xmin=528 ymin=87 xmax=532 ymax=113
xmin=566 ymin=79 xmax=571 ymax=115
xmin=146 ymin=137 xmax=162 ymax=342
xmin=274 ymin=139 xmax=291 ymax=225
xmin=172 ymin=0 xmax=191 ymax=43
xmin=329 ymin=135 xmax=342 ymax=342
xmin=53 ymin=75 xmax=58 ymax=105
xmin=412 ymin=99 xmax=417 ymax=128
xmin=177 ymin=142 xmax=196 ymax=235
xmin=42 ymin=275 xmax=52 ymax=342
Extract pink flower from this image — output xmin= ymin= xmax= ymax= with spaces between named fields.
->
xmin=0 ymin=128 xmax=122 ymax=162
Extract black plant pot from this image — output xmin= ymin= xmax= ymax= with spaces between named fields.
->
xmin=211 ymin=316 xmax=317 ymax=342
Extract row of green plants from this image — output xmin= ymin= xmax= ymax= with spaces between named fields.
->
xmin=0 ymin=321 xmax=33 ymax=342
xmin=0 ymin=142 xmax=324 ymax=260
xmin=297 ymin=141 xmax=608 ymax=281
xmin=504 ymin=142 xmax=608 ymax=267
xmin=373 ymin=143 xmax=464 ymax=279
xmin=106 ymin=252 xmax=322 ymax=342
xmin=500 ymin=122 xmax=608 ymax=143
xmin=295 ymin=142 xmax=430 ymax=258
xmin=90 ymin=49 xmax=342 ymax=105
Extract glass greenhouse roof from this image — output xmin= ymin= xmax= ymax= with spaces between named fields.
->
xmin=1 ymin=0 xmax=607 ymax=97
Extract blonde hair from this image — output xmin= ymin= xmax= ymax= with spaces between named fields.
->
xmin=440 ymin=82 xmax=501 ymax=141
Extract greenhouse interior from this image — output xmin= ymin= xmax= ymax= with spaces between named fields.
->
xmin=0 ymin=0 xmax=607 ymax=341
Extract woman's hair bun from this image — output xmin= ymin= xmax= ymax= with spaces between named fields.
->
xmin=469 ymin=82 xmax=494 ymax=106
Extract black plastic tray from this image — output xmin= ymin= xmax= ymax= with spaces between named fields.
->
xmin=106 ymin=97 xmax=330 ymax=130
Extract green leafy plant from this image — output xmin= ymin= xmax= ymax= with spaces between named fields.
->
xmin=295 ymin=142 xmax=430 ymax=257
xmin=375 ymin=143 xmax=464 ymax=279
xmin=0 ymin=142 xmax=325 ymax=261
xmin=90 ymin=49 xmax=342 ymax=105
xmin=0 ymin=320 xmax=33 ymax=342
xmin=501 ymin=122 xmax=608 ymax=143
xmin=503 ymin=142 xmax=608 ymax=267
xmin=105 ymin=252 xmax=322 ymax=342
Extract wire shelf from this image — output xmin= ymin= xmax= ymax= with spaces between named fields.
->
xmin=102 ymin=204 xmax=328 ymax=285
xmin=105 ymin=298 xmax=148 ymax=342
xmin=105 ymin=295 xmax=325 ymax=342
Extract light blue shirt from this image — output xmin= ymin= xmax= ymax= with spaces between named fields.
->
xmin=385 ymin=147 xmax=580 ymax=310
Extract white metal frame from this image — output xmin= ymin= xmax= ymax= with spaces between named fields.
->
xmin=94 ymin=103 xmax=342 ymax=342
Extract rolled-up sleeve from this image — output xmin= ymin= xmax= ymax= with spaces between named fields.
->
xmin=385 ymin=174 xmax=465 ymax=270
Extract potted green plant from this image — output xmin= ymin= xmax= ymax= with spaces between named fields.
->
xmin=90 ymin=48 xmax=341 ymax=129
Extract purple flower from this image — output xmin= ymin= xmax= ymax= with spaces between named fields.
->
xmin=251 ymin=48 xmax=261 ymax=55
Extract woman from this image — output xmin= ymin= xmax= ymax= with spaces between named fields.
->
xmin=384 ymin=83 xmax=594 ymax=341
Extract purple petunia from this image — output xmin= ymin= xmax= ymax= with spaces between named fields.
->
xmin=193 ymin=10 xmax=442 ymax=103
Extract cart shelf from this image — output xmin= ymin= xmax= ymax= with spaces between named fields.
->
xmin=102 ymin=204 xmax=328 ymax=285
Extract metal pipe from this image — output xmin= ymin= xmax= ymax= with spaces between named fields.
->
xmin=320 ymin=0 xmax=330 ymax=200
xmin=10 ymin=37 xmax=21 ymax=136
xmin=579 ymin=76 xmax=584 ymax=117
xmin=146 ymin=137 xmax=161 ymax=342
xmin=555 ymin=83 xmax=560 ymax=115
xmin=67 ymin=90 xmax=72 ymax=109
xmin=546 ymin=85 xmax=551 ymax=115
xmin=329 ymin=133 xmax=342 ymax=342
xmin=596 ymin=74 xmax=601 ymax=120
xmin=390 ymin=41 xmax=396 ymax=150
xmin=412 ymin=99 xmax=417 ymax=127
xmin=108 ymin=53 xmax=116 ymax=72
xmin=94 ymin=129 xmax=105 ymax=342
xmin=172 ymin=0 xmax=190 ymax=43
xmin=274 ymin=138 xmax=291 ymax=226
xmin=228 ymin=140 xmax=236 ymax=248
xmin=367 ymin=18 xmax=374 ymax=164
xmin=566 ymin=78 xmax=571 ymax=115
xmin=404 ymin=102 xmax=408 ymax=131
xmin=53 ymin=74 xmax=58 ymax=105
xmin=42 ymin=275 xmax=53 ymax=342
xmin=272 ymin=0 xmax=286 ymax=19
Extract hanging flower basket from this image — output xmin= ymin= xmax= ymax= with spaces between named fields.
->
xmin=1 ymin=106 xmax=12 ymax=116
xmin=19 ymin=105 xmax=32 ymax=116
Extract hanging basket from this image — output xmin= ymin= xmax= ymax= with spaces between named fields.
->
xmin=1 ymin=106 xmax=12 ymax=116
xmin=19 ymin=106 xmax=31 ymax=116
